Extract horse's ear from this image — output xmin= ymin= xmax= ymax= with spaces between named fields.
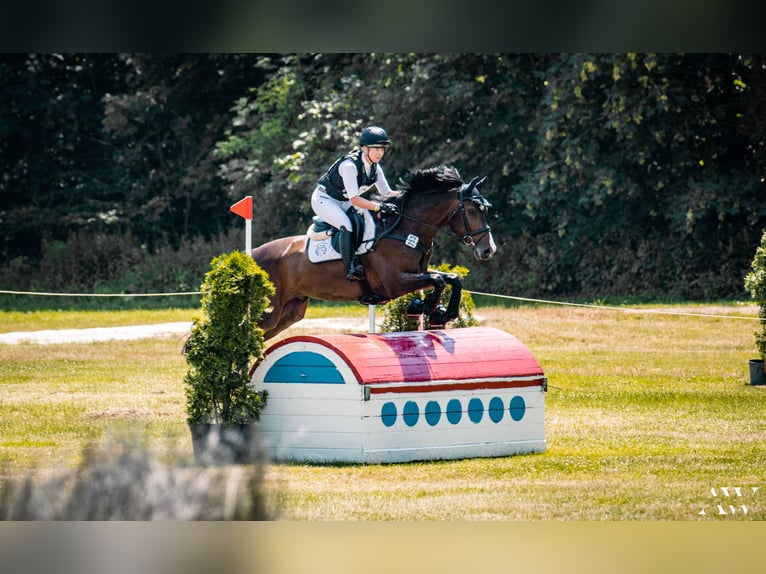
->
xmin=465 ymin=176 xmax=481 ymax=192
xmin=471 ymin=176 xmax=491 ymax=208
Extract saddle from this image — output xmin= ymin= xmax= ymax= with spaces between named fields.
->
xmin=307 ymin=206 xmax=366 ymax=253
xmin=305 ymin=204 xmax=399 ymax=306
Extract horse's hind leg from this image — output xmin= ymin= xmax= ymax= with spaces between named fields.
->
xmin=262 ymin=297 xmax=309 ymax=340
xmin=258 ymin=301 xmax=282 ymax=340
xmin=280 ymin=297 xmax=310 ymax=330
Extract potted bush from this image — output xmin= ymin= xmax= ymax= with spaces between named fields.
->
xmin=381 ymin=263 xmax=478 ymax=332
xmin=183 ymin=251 xmax=275 ymax=464
xmin=744 ymin=230 xmax=766 ymax=386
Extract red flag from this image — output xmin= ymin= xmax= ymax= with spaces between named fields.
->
xmin=230 ymin=196 xmax=253 ymax=220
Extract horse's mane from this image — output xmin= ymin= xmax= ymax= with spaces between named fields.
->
xmin=397 ymin=165 xmax=463 ymax=195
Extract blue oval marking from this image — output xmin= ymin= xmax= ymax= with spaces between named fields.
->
xmin=446 ymin=399 xmax=462 ymax=424
xmin=468 ymin=397 xmax=484 ymax=423
xmin=381 ymin=402 xmax=397 ymax=427
xmin=263 ymin=351 xmax=344 ymax=383
xmin=403 ymin=400 xmax=420 ymax=427
xmin=488 ymin=396 xmax=505 ymax=423
xmin=425 ymin=400 xmax=441 ymax=426
xmin=509 ymin=396 xmax=526 ymax=421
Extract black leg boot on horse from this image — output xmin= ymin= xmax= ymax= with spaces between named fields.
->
xmin=338 ymin=226 xmax=364 ymax=281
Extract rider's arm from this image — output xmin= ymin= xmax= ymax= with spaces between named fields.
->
xmin=375 ymin=166 xmax=401 ymax=197
xmin=339 ymin=160 xmax=385 ymax=212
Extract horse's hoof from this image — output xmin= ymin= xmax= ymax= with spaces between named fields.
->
xmin=428 ymin=305 xmax=448 ymax=327
xmin=406 ymin=298 xmax=425 ymax=316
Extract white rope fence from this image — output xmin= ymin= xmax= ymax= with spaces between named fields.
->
xmin=0 ymin=290 xmax=200 ymax=298
xmin=0 ymin=288 xmax=760 ymax=321
xmin=465 ymin=290 xmax=762 ymax=321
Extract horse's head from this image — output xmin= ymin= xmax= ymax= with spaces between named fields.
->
xmin=449 ymin=175 xmax=497 ymax=261
xmin=397 ymin=166 xmax=497 ymax=260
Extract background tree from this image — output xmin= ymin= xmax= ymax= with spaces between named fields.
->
xmin=101 ymin=53 xmax=269 ymax=251
xmin=0 ymin=54 xmax=129 ymax=262
xmin=2 ymin=53 xmax=765 ymax=304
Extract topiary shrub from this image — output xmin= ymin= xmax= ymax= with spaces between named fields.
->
xmin=380 ymin=263 xmax=478 ymax=332
xmin=184 ymin=251 xmax=275 ymax=425
xmin=744 ymin=229 xmax=766 ymax=362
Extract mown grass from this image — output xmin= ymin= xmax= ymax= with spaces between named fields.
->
xmin=1 ymin=302 xmax=764 ymax=520
xmin=0 ymin=309 xmax=195 ymax=333
xmin=0 ymin=303 xmax=361 ymax=333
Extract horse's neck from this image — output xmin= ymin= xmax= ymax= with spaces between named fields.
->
xmin=407 ymin=192 xmax=457 ymax=234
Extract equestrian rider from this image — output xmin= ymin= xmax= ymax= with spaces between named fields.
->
xmin=311 ymin=126 xmax=400 ymax=281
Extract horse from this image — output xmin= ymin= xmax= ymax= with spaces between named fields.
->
xmin=251 ymin=165 xmax=496 ymax=340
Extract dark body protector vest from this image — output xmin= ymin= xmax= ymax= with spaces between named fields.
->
xmin=316 ymin=150 xmax=378 ymax=201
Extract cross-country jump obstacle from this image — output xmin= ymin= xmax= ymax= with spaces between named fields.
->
xmin=249 ymin=327 xmax=547 ymax=464
xmin=234 ymin=166 xmax=544 ymax=463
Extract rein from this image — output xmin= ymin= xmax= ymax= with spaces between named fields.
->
xmin=374 ymin=176 xmax=492 ymax=250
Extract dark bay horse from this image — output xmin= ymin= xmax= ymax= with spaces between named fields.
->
xmin=251 ymin=165 xmax=496 ymax=340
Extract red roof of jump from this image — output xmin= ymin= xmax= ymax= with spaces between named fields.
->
xmin=262 ymin=327 xmax=543 ymax=385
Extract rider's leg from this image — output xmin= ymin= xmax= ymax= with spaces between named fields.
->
xmin=338 ymin=226 xmax=363 ymax=281
xmin=311 ymin=189 xmax=351 ymax=229
xmin=310 ymin=189 xmax=361 ymax=281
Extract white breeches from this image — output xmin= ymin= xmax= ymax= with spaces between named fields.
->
xmin=311 ymin=187 xmax=355 ymax=231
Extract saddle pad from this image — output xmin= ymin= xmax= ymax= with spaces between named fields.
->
xmin=307 ymin=209 xmax=376 ymax=263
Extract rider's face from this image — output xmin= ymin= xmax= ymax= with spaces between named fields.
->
xmin=364 ymin=146 xmax=386 ymax=163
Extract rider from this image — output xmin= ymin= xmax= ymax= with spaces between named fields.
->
xmin=311 ymin=126 xmax=400 ymax=281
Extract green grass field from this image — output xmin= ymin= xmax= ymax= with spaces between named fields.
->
xmin=1 ymin=302 xmax=763 ymax=520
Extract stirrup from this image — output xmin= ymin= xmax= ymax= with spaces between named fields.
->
xmin=346 ymin=265 xmax=364 ymax=281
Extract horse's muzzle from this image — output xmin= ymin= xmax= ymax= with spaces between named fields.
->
xmin=473 ymin=233 xmax=497 ymax=261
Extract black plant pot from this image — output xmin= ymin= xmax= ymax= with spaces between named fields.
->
xmin=189 ymin=423 xmax=261 ymax=466
xmin=748 ymin=359 xmax=766 ymax=386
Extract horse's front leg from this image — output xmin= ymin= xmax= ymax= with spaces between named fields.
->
xmin=399 ymin=272 xmax=445 ymax=318
xmin=396 ymin=271 xmax=460 ymax=328
xmin=421 ymin=273 xmax=446 ymax=319
xmin=434 ymin=273 xmax=462 ymax=325
xmin=423 ymin=272 xmax=462 ymax=327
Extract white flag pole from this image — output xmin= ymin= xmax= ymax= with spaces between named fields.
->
xmin=368 ymin=304 xmax=376 ymax=333
xmin=230 ymin=196 xmax=253 ymax=253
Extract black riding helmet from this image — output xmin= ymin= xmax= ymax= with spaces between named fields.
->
xmin=359 ymin=126 xmax=391 ymax=148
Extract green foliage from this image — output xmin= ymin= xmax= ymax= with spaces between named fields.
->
xmin=183 ymin=251 xmax=275 ymax=424
xmin=0 ymin=54 xmax=130 ymax=261
xmin=214 ymin=56 xmax=364 ymax=243
xmin=212 ymin=53 xmax=766 ymax=300
xmin=3 ymin=53 xmax=766 ymax=304
xmin=744 ymin=229 xmax=766 ymax=359
xmin=0 ymin=230 xmax=241 ymax=311
xmin=380 ymin=263 xmax=478 ymax=332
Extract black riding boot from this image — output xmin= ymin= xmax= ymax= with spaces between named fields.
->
xmin=338 ymin=226 xmax=363 ymax=281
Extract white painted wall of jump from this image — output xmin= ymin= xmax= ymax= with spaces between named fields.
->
xmin=250 ymin=326 xmax=547 ymax=464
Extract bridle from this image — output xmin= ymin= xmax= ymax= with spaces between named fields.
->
xmin=452 ymin=176 xmax=492 ymax=247
xmin=376 ymin=175 xmax=492 ymax=249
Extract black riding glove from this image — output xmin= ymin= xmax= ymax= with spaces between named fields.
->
xmin=378 ymin=203 xmax=398 ymax=215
